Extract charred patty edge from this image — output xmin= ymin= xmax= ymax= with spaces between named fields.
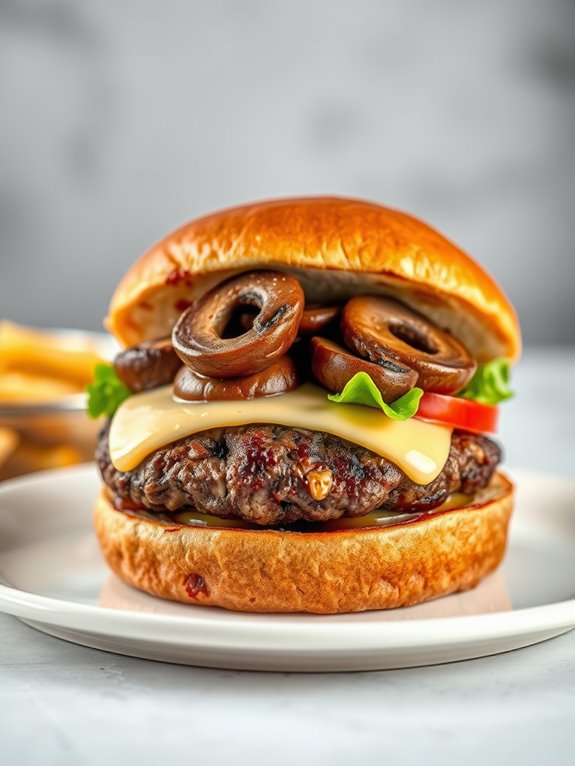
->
xmin=97 ymin=423 xmax=501 ymax=526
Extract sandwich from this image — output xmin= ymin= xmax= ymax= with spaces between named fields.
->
xmin=89 ymin=196 xmax=520 ymax=613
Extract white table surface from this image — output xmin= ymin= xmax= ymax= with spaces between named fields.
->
xmin=1 ymin=347 xmax=574 ymax=765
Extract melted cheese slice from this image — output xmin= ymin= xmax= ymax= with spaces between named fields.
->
xmin=109 ymin=383 xmax=452 ymax=485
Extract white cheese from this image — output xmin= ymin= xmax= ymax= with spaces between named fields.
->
xmin=109 ymin=383 xmax=452 ymax=485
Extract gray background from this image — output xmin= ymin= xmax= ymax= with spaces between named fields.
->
xmin=1 ymin=0 xmax=574 ymax=344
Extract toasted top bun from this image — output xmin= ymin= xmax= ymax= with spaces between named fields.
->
xmin=107 ymin=197 xmax=521 ymax=363
xmin=94 ymin=472 xmax=513 ymax=614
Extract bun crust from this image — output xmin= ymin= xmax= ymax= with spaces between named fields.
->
xmin=94 ymin=472 xmax=513 ymax=614
xmin=107 ymin=197 xmax=520 ymax=363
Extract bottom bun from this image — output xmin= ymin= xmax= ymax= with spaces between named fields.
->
xmin=93 ymin=472 xmax=513 ymax=614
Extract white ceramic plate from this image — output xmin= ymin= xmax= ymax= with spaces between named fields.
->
xmin=0 ymin=465 xmax=574 ymax=671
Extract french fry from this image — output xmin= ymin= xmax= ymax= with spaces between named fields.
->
xmin=0 ymin=441 xmax=83 ymax=480
xmin=0 ymin=322 xmax=110 ymax=478
xmin=0 ymin=321 xmax=105 ymax=386
xmin=0 ymin=371 xmax=80 ymax=401
xmin=0 ymin=427 xmax=19 ymax=467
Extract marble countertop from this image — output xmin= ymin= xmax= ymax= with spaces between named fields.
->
xmin=1 ymin=347 xmax=574 ymax=765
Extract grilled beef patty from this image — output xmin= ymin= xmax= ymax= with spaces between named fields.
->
xmin=97 ymin=424 xmax=501 ymax=526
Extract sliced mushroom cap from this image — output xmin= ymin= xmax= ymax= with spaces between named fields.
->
xmin=311 ymin=336 xmax=417 ymax=402
xmin=114 ymin=338 xmax=181 ymax=393
xmin=298 ymin=305 xmax=341 ymax=335
xmin=341 ymin=296 xmax=476 ymax=394
xmin=173 ymin=355 xmax=299 ymax=401
xmin=172 ymin=271 xmax=304 ymax=378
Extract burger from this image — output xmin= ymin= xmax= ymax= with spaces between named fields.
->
xmin=89 ymin=196 xmax=520 ymax=613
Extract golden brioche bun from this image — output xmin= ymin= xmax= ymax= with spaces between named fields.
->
xmin=107 ymin=197 xmax=521 ymax=363
xmin=94 ymin=472 xmax=513 ymax=614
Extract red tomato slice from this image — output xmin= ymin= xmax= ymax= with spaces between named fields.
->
xmin=415 ymin=392 xmax=499 ymax=434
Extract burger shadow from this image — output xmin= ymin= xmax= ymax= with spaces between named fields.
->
xmin=98 ymin=568 xmax=513 ymax=622
xmin=88 ymin=570 xmax=564 ymax=691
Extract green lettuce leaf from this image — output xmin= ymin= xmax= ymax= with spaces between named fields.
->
xmin=86 ymin=363 xmax=132 ymax=418
xmin=327 ymin=372 xmax=423 ymax=420
xmin=458 ymin=357 xmax=514 ymax=405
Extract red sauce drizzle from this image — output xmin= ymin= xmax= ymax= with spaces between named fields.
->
xmin=114 ymin=496 xmax=146 ymax=512
xmin=166 ymin=268 xmax=193 ymax=286
xmin=175 ymin=298 xmax=192 ymax=312
xmin=184 ymin=573 xmax=209 ymax=599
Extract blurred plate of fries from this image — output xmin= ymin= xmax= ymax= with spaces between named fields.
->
xmin=0 ymin=321 xmax=116 ymax=480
